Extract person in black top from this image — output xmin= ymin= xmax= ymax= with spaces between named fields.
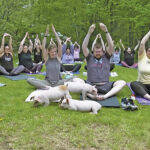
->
xmin=33 ymin=34 xmax=43 ymax=64
xmin=0 ymin=33 xmax=25 ymax=75
xmin=120 ymin=39 xmax=140 ymax=68
xmin=18 ymin=32 xmax=42 ymax=74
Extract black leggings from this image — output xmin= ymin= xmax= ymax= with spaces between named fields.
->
xmin=61 ymin=64 xmax=81 ymax=72
xmin=24 ymin=63 xmax=43 ymax=73
xmin=74 ymin=58 xmax=84 ymax=61
xmin=130 ymin=81 xmax=150 ymax=97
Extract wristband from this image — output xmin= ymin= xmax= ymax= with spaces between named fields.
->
xmin=105 ymin=31 xmax=109 ymax=34
xmin=44 ymin=35 xmax=47 ymax=37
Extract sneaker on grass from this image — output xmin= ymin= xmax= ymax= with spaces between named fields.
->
xmin=121 ymin=98 xmax=131 ymax=110
xmin=128 ymin=99 xmax=138 ymax=110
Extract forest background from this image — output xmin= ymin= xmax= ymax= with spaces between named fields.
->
xmin=0 ymin=0 xmax=149 ymax=51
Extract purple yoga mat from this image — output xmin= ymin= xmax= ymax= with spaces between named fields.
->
xmin=127 ymin=82 xmax=150 ymax=105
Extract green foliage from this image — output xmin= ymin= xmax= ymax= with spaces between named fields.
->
xmin=0 ymin=0 xmax=149 ymax=52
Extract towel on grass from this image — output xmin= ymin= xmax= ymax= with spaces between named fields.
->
xmin=0 ymin=83 xmax=6 ymax=87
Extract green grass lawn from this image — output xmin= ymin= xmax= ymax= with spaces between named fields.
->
xmin=0 ymin=63 xmax=150 ymax=150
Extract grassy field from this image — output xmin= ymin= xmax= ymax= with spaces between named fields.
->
xmin=0 ymin=62 xmax=150 ymax=150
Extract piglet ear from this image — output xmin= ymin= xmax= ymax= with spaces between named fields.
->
xmin=59 ymin=97 xmax=64 ymax=104
xmin=66 ymin=98 xmax=69 ymax=104
xmin=30 ymin=96 xmax=35 ymax=100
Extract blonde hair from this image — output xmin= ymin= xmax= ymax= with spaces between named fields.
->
xmin=48 ymin=43 xmax=57 ymax=52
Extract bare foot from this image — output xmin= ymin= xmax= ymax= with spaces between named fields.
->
xmin=144 ymin=94 xmax=150 ymax=101
xmin=87 ymin=93 xmax=97 ymax=100
xmin=96 ymin=95 xmax=105 ymax=101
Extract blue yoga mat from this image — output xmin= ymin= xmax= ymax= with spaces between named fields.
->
xmin=80 ymin=95 xmax=120 ymax=107
xmin=26 ymin=72 xmax=44 ymax=75
xmin=73 ymin=71 xmax=80 ymax=74
xmin=115 ymin=63 xmax=122 ymax=66
xmin=4 ymin=74 xmax=35 ymax=80
xmin=0 ymin=83 xmax=6 ymax=87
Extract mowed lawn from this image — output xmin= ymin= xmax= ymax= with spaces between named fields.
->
xmin=0 ymin=62 xmax=150 ymax=150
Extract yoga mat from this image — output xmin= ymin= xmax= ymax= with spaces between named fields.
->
xmin=27 ymin=72 xmax=44 ymax=75
xmin=4 ymin=74 xmax=35 ymax=81
xmin=127 ymin=82 xmax=150 ymax=105
xmin=0 ymin=83 xmax=6 ymax=87
xmin=73 ymin=71 xmax=80 ymax=74
xmin=80 ymin=95 xmax=120 ymax=107
xmin=74 ymin=61 xmax=83 ymax=64
xmin=115 ymin=63 xmax=122 ymax=66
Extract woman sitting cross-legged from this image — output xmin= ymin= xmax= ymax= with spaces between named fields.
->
xmin=61 ymin=37 xmax=81 ymax=73
xmin=18 ymin=32 xmax=43 ymax=74
xmin=0 ymin=33 xmax=25 ymax=76
xmin=27 ymin=25 xmax=74 ymax=89
xmin=120 ymin=39 xmax=140 ymax=68
xmin=131 ymin=30 xmax=150 ymax=100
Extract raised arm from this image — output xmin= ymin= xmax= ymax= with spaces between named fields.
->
xmin=92 ymin=34 xmax=99 ymax=52
xmin=69 ymin=40 xmax=74 ymax=55
xmin=18 ymin=32 xmax=28 ymax=54
xmin=99 ymin=23 xmax=114 ymax=56
xmin=62 ymin=43 xmax=67 ymax=55
xmin=93 ymin=33 xmax=105 ymax=52
xmin=100 ymin=34 xmax=105 ymax=52
xmin=74 ymin=41 xmax=80 ymax=52
xmin=52 ymin=24 xmax=62 ymax=60
xmin=8 ymin=35 xmax=13 ymax=53
xmin=134 ymin=40 xmax=140 ymax=52
xmin=0 ymin=33 xmax=6 ymax=54
xmin=62 ymin=37 xmax=71 ymax=55
xmin=119 ymin=39 xmax=125 ymax=51
xmin=36 ymin=35 xmax=42 ymax=50
xmin=118 ymin=46 xmax=121 ymax=53
xmin=27 ymin=33 xmax=33 ymax=53
xmin=82 ymin=24 xmax=95 ymax=57
xmin=34 ymin=34 xmax=38 ymax=49
xmin=139 ymin=30 xmax=150 ymax=56
xmin=42 ymin=25 xmax=49 ymax=61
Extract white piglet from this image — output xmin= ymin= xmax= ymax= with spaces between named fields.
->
xmin=72 ymin=77 xmax=85 ymax=84
xmin=25 ymin=85 xmax=71 ymax=106
xmin=60 ymin=98 xmax=102 ymax=114
xmin=64 ymin=82 xmax=97 ymax=99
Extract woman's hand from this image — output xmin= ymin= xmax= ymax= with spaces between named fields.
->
xmin=88 ymin=24 xmax=95 ymax=34
xmin=45 ymin=25 xmax=49 ymax=36
xmin=99 ymin=23 xmax=108 ymax=33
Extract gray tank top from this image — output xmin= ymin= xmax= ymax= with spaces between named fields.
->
xmin=86 ymin=53 xmax=110 ymax=83
xmin=45 ymin=58 xmax=61 ymax=84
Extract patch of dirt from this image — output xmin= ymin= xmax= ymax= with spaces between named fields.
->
xmin=0 ymin=133 xmax=13 ymax=150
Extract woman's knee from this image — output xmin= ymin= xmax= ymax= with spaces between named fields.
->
xmin=114 ymin=80 xmax=126 ymax=87
xmin=19 ymin=65 xmax=25 ymax=70
xmin=0 ymin=65 xmax=4 ymax=69
xmin=27 ymin=78 xmax=35 ymax=84
xmin=130 ymin=81 xmax=138 ymax=90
